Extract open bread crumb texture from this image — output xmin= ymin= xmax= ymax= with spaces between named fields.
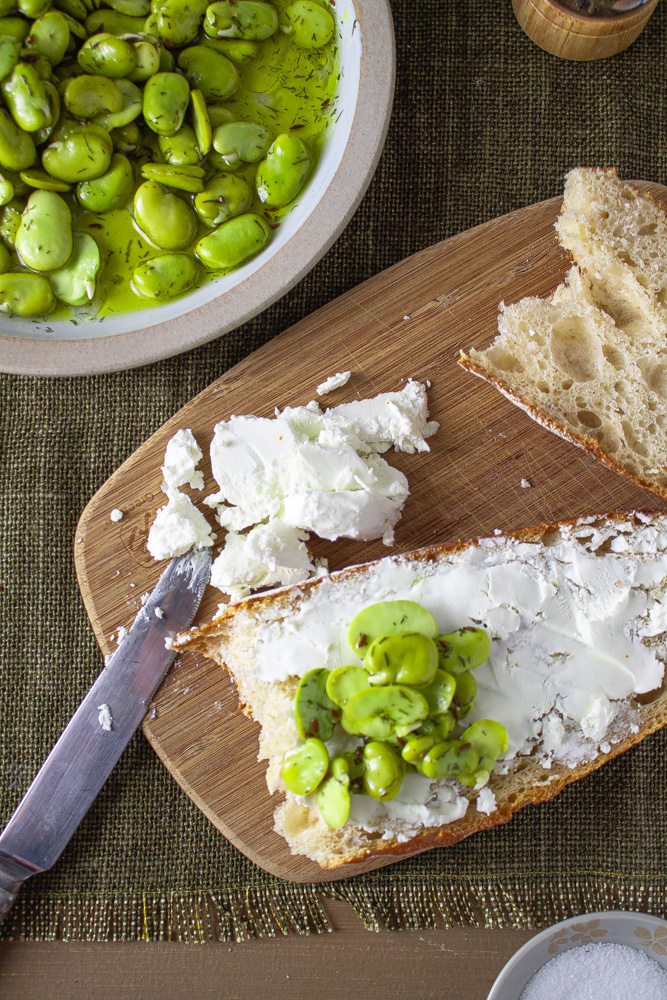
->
xmin=463 ymin=168 xmax=667 ymax=496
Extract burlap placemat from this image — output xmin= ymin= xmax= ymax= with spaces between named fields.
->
xmin=2 ymin=0 xmax=667 ymax=943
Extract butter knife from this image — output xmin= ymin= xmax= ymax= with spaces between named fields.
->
xmin=0 ymin=545 xmax=211 ymax=923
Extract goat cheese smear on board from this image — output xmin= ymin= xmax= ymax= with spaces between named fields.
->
xmin=147 ymin=379 xmax=438 ymax=598
xmin=244 ymin=515 xmax=667 ymax=837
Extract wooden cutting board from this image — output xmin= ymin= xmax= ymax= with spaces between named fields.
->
xmin=75 ymin=181 xmax=667 ymax=883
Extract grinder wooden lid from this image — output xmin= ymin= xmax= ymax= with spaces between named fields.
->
xmin=512 ymin=0 xmax=660 ymax=60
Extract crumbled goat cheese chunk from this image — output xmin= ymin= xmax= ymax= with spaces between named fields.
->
xmin=110 ymin=508 xmax=124 ymax=521
xmin=316 ymin=371 xmax=352 ymax=395
xmin=211 ymin=520 xmax=315 ymax=601
xmin=147 ymin=490 xmax=215 ymax=560
xmin=476 ymin=787 xmax=497 ymax=815
xmin=162 ymin=428 xmax=204 ymax=491
xmin=97 ymin=704 xmax=113 ymax=731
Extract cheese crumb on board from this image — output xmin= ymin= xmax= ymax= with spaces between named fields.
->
xmin=110 ymin=508 xmax=124 ymax=522
xmin=316 ymin=371 xmax=351 ymax=395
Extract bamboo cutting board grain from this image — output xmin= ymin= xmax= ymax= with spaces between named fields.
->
xmin=74 ymin=182 xmax=667 ymax=882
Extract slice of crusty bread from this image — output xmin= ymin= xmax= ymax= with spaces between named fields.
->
xmin=175 ymin=510 xmax=667 ymax=870
xmin=460 ymin=167 xmax=667 ymax=499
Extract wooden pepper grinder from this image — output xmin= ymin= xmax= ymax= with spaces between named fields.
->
xmin=513 ymin=0 xmax=660 ymax=60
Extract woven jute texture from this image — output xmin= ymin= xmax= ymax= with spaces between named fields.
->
xmin=3 ymin=0 xmax=667 ymax=942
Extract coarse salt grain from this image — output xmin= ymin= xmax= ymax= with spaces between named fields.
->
xmin=520 ymin=942 xmax=667 ymax=1000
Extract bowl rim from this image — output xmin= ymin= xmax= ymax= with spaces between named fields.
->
xmin=0 ymin=0 xmax=396 ymax=378
xmin=486 ymin=909 xmax=667 ymax=999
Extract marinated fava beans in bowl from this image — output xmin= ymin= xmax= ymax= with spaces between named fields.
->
xmin=0 ymin=0 xmax=395 ymax=375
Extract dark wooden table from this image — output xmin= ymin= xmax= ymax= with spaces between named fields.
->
xmin=0 ymin=901 xmax=532 ymax=998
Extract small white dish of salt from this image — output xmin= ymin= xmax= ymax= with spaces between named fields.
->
xmin=487 ymin=911 xmax=667 ymax=1000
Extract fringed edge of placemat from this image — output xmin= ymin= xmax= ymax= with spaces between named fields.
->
xmin=324 ymin=875 xmax=667 ymax=933
xmin=2 ymin=877 xmax=666 ymax=942
xmin=0 ymin=884 xmax=331 ymax=943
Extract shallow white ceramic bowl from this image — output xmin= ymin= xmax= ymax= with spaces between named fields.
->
xmin=1 ymin=0 xmax=395 ymax=376
xmin=487 ymin=910 xmax=667 ymax=999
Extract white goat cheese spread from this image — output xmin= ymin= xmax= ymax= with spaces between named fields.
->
xmin=147 ymin=490 xmax=215 ymax=560
xmin=243 ymin=516 xmax=667 ymax=837
xmin=97 ymin=704 xmax=113 ymax=731
xmin=146 ymin=381 xmax=437 ymax=591
xmin=162 ymin=428 xmax=204 ymax=491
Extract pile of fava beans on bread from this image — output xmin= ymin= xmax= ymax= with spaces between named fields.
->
xmin=0 ymin=0 xmax=338 ymax=318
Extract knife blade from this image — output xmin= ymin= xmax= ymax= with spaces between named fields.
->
xmin=0 ymin=545 xmax=211 ymax=923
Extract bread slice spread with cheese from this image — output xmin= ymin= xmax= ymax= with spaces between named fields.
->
xmin=460 ymin=167 xmax=667 ymax=499
xmin=175 ymin=510 xmax=667 ymax=869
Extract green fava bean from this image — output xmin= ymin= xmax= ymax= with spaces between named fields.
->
xmin=0 ymin=241 xmax=10 ymax=271
xmin=0 ymin=270 xmax=54 ymax=315
xmin=0 ymin=108 xmax=36 ymax=171
xmin=158 ymin=123 xmax=200 ymax=165
xmin=93 ymin=77 xmax=142 ymax=129
xmin=281 ymin=737 xmax=328 ymax=796
xmin=49 ymin=232 xmax=100 ymax=304
xmin=324 ymin=665 xmax=370 ymax=709
xmin=130 ymin=251 xmax=197 ymax=300
xmin=133 ymin=179 xmax=197 ymax=249
xmin=256 ymin=132 xmax=310 ymax=208
xmin=151 ymin=0 xmax=207 ymax=46
xmin=64 ymin=74 xmax=123 ymax=118
xmin=348 ymin=600 xmax=438 ymax=656
xmin=0 ymin=197 xmax=24 ymax=245
xmin=108 ymin=0 xmax=150 ymax=15
xmin=362 ymin=741 xmax=403 ymax=802
xmin=453 ymin=669 xmax=476 ymax=719
xmin=316 ymin=758 xmax=350 ymax=828
xmin=419 ymin=713 xmax=456 ymax=742
xmin=18 ymin=0 xmax=50 ymax=17
xmin=193 ymin=173 xmax=252 ymax=226
xmin=400 ymin=733 xmax=436 ymax=765
xmin=363 ymin=632 xmax=438 ymax=687
xmin=42 ymin=125 xmax=112 ymax=182
xmin=177 ymin=45 xmax=238 ymax=101
xmin=342 ymin=685 xmax=428 ymax=740
xmin=56 ymin=1 xmax=89 ymax=28
xmin=76 ymin=151 xmax=133 ymax=211
xmin=19 ymin=167 xmax=70 ymax=191
xmin=109 ymin=119 xmax=140 ymax=151
xmin=204 ymin=0 xmax=278 ymax=40
xmin=419 ymin=740 xmax=480 ymax=781
xmin=143 ymin=70 xmax=189 ymax=135
xmin=140 ymin=161 xmax=204 ymax=192
xmin=206 ymin=103 xmax=233 ymax=128
xmin=0 ymin=17 xmax=30 ymax=41
xmin=0 ymin=171 xmax=14 ymax=205
xmin=422 ymin=669 xmax=456 ymax=716
xmin=23 ymin=10 xmax=70 ymax=64
xmin=189 ymin=88 xmax=211 ymax=154
xmin=461 ymin=720 xmax=508 ymax=770
xmin=124 ymin=35 xmax=160 ymax=81
xmin=16 ymin=189 xmax=72 ymax=271
xmin=32 ymin=80 xmax=60 ymax=146
xmin=437 ymin=627 xmax=491 ymax=675
xmin=1 ymin=63 xmax=53 ymax=132
xmin=85 ymin=9 xmax=147 ymax=34
xmin=212 ymin=120 xmax=270 ymax=166
xmin=77 ymin=32 xmax=137 ymax=76
xmin=283 ymin=0 xmax=334 ymax=49
xmin=0 ymin=0 xmax=16 ymax=15
xmin=195 ymin=211 xmax=269 ymax=269
xmin=294 ymin=667 xmax=337 ymax=741
xmin=0 ymin=35 xmax=20 ymax=81
xmin=202 ymin=36 xmax=257 ymax=63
